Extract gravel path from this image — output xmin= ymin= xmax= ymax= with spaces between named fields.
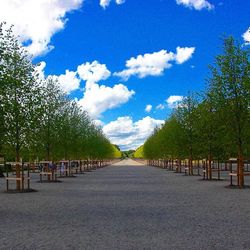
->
xmin=0 ymin=159 xmax=250 ymax=250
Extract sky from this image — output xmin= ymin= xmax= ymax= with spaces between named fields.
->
xmin=1 ymin=0 xmax=250 ymax=150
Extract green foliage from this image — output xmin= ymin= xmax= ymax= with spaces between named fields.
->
xmin=112 ymin=145 xmax=122 ymax=158
xmin=143 ymin=37 xmax=250 ymax=162
xmin=0 ymin=22 xmax=116 ymax=162
xmin=122 ymin=150 xmax=135 ymax=159
xmin=133 ymin=145 xmax=144 ymax=158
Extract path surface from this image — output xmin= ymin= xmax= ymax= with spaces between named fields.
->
xmin=0 ymin=159 xmax=250 ymax=250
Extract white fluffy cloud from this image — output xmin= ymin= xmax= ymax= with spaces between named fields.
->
xmin=100 ymin=0 xmax=125 ymax=9
xmin=35 ymin=60 xmax=134 ymax=117
xmin=76 ymin=60 xmax=134 ymax=118
xmin=103 ymin=116 xmax=164 ymax=150
xmin=77 ymin=61 xmax=111 ymax=87
xmin=114 ymin=47 xmax=195 ymax=80
xmin=175 ymin=47 xmax=196 ymax=64
xmin=155 ymin=95 xmax=184 ymax=110
xmin=52 ymin=70 xmax=80 ymax=94
xmin=114 ymin=50 xmax=174 ymax=80
xmin=34 ymin=61 xmax=80 ymax=93
xmin=176 ymin=0 xmax=214 ymax=10
xmin=166 ymin=95 xmax=184 ymax=108
xmin=243 ymin=27 xmax=250 ymax=44
xmin=0 ymin=0 xmax=83 ymax=57
xmin=78 ymin=83 xmax=135 ymax=118
xmin=145 ymin=105 xmax=152 ymax=113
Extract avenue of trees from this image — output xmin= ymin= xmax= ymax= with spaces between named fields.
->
xmin=141 ymin=37 xmax=250 ymax=187
xmin=0 ymin=22 xmax=121 ymax=164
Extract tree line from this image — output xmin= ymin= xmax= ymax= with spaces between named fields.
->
xmin=138 ymin=37 xmax=250 ymax=187
xmin=0 ymin=22 xmax=121 ymax=164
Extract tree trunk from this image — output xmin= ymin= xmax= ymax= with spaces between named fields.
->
xmin=208 ymin=153 xmax=212 ymax=180
xmin=15 ymin=147 xmax=21 ymax=190
xmin=238 ymin=151 xmax=244 ymax=188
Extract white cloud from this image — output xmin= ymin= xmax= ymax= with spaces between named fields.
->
xmin=175 ymin=47 xmax=195 ymax=64
xmin=94 ymin=119 xmax=105 ymax=127
xmin=103 ymin=116 xmax=164 ymax=150
xmin=116 ymin=0 xmax=126 ymax=4
xmin=77 ymin=61 xmax=111 ymax=87
xmin=0 ymin=0 xmax=83 ymax=57
xmin=114 ymin=47 xmax=195 ymax=80
xmin=156 ymin=104 xmax=165 ymax=110
xmin=100 ymin=0 xmax=125 ymax=9
xmin=176 ymin=0 xmax=214 ymax=10
xmin=77 ymin=60 xmax=135 ymax=118
xmin=145 ymin=105 xmax=152 ymax=113
xmin=53 ymin=70 xmax=80 ymax=94
xmin=114 ymin=50 xmax=174 ymax=80
xmin=34 ymin=62 xmax=80 ymax=93
xmin=34 ymin=60 xmax=134 ymax=116
xmin=34 ymin=61 xmax=46 ymax=80
xmin=166 ymin=95 xmax=184 ymax=108
xmin=78 ymin=83 xmax=135 ymax=118
xmin=243 ymin=27 xmax=250 ymax=44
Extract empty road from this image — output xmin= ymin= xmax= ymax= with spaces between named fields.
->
xmin=0 ymin=159 xmax=250 ymax=249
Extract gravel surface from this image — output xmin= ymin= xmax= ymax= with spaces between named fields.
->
xmin=0 ymin=159 xmax=250 ymax=250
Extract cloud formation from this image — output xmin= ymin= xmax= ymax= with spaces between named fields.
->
xmin=77 ymin=61 xmax=111 ymax=87
xmin=35 ymin=60 xmax=134 ymax=118
xmin=0 ymin=0 xmax=83 ymax=57
xmin=243 ymin=27 xmax=250 ymax=44
xmin=175 ymin=47 xmax=196 ymax=64
xmin=103 ymin=116 xmax=164 ymax=150
xmin=145 ymin=105 xmax=152 ymax=113
xmin=114 ymin=47 xmax=195 ymax=80
xmin=100 ymin=0 xmax=125 ymax=9
xmin=78 ymin=83 xmax=135 ymax=118
xmin=76 ymin=60 xmax=134 ymax=118
xmin=52 ymin=70 xmax=81 ymax=94
xmin=166 ymin=95 xmax=184 ymax=108
xmin=176 ymin=0 xmax=214 ymax=10
xmin=156 ymin=95 xmax=184 ymax=110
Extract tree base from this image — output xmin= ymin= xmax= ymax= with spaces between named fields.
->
xmin=37 ymin=180 xmax=62 ymax=183
xmin=5 ymin=188 xmax=37 ymax=194
xmin=58 ymin=175 xmax=77 ymax=178
xmin=200 ymin=178 xmax=225 ymax=181
xmin=226 ymin=185 xmax=250 ymax=189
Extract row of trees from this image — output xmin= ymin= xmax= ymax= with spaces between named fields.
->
xmin=141 ymin=37 xmax=250 ymax=187
xmin=0 ymin=22 xmax=121 ymax=163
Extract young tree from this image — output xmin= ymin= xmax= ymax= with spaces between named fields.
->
xmin=175 ymin=94 xmax=199 ymax=175
xmin=208 ymin=37 xmax=250 ymax=187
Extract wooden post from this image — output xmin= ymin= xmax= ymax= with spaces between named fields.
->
xmin=21 ymin=164 xmax=24 ymax=191
xmin=6 ymin=164 xmax=9 ymax=192
xmin=238 ymin=155 xmax=244 ymax=188
xmin=16 ymin=162 xmax=21 ymax=191
xmin=230 ymin=161 xmax=233 ymax=186
xmin=27 ymin=165 xmax=30 ymax=190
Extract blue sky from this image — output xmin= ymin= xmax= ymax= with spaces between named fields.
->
xmin=1 ymin=0 xmax=250 ymax=150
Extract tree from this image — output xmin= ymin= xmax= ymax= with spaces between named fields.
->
xmin=208 ymin=37 xmax=250 ymax=187
xmin=174 ymin=94 xmax=199 ymax=175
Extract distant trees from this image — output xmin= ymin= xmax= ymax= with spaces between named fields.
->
xmin=143 ymin=37 xmax=250 ymax=187
xmin=0 ymin=22 xmax=120 ymax=163
xmin=134 ymin=145 xmax=144 ymax=158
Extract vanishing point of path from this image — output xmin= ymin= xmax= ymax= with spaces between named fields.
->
xmin=1 ymin=159 xmax=250 ymax=250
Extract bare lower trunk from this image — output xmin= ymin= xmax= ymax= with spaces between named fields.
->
xmin=238 ymin=152 xmax=244 ymax=188
xmin=208 ymin=153 xmax=212 ymax=180
xmin=15 ymin=148 xmax=21 ymax=190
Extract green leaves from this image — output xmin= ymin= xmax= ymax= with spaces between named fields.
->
xmin=142 ymin=36 xmax=250 ymax=162
xmin=0 ymin=22 xmax=119 ymax=161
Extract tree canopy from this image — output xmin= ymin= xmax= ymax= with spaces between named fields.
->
xmin=0 ymin=22 xmax=120 ymax=162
